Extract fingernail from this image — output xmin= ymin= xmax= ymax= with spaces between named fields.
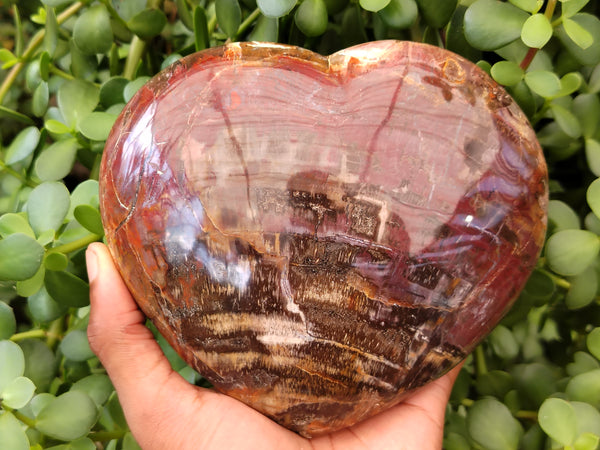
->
xmin=86 ymin=246 xmax=98 ymax=283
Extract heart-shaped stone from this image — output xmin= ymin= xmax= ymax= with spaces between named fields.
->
xmin=100 ymin=40 xmax=548 ymax=437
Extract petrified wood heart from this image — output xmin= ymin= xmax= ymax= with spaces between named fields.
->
xmin=99 ymin=40 xmax=548 ymax=437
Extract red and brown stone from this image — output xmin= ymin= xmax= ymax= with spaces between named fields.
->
xmin=99 ymin=41 xmax=548 ymax=437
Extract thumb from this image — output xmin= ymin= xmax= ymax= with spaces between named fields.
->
xmin=85 ymin=243 xmax=194 ymax=421
xmin=86 ymin=242 xmax=174 ymax=389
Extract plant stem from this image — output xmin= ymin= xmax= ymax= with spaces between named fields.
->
xmin=88 ymin=430 xmax=128 ymax=441
xmin=520 ymin=0 xmax=558 ymax=70
xmin=235 ymin=8 xmax=260 ymax=39
xmin=475 ymin=345 xmax=488 ymax=375
xmin=10 ymin=329 xmax=46 ymax=342
xmin=461 ymin=398 xmax=474 ymax=407
xmin=2 ymin=406 xmax=36 ymax=428
xmin=48 ymin=233 xmax=102 ymax=255
xmin=99 ymin=0 xmax=129 ymax=29
xmin=46 ymin=317 xmax=63 ymax=349
xmin=0 ymin=2 xmax=85 ymax=104
xmin=123 ymin=35 xmax=146 ymax=80
xmin=515 ymin=410 xmax=538 ymax=421
xmin=49 ymin=64 xmax=76 ymax=81
xmin=0 ymin=160 xmax=38 ymax=188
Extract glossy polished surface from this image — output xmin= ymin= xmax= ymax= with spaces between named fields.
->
xmin=100 ymin=41 xmax=548 ymax=436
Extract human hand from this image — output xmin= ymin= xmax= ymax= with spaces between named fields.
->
xmin=86 ymin=242 xmax=462 ymax=450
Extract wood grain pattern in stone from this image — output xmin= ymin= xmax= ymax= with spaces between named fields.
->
xmin=99 ymin=41 xmax=548 ymax=437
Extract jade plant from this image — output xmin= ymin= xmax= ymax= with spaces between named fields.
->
xmin=0 ymin=1 xmax=600 ymax=449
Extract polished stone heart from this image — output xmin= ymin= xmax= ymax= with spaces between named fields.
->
xmin=99 ymin=41 xmax=548 ymax=437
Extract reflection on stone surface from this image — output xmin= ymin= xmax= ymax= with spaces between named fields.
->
xmin=99 ymin=41 xmax=548 ymax=437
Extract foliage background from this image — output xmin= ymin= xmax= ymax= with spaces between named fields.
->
xmin=1 ymin=0 xmax=600 ymax=449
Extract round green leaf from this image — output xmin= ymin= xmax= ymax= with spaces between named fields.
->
xmin=538 ymin=398 xmax=577 ymax=446
xmin=586 ymin=210 xmax=600 ymax=235
xmin=550 ymin=103 xmax=582 ymax=138
xmin=35 ymin=391 xmax=98 ymax=441
xmin=39 ymin=52 xmax=50 ymax=81
xmin=46 ymin=437 xmax=97 ymax=450
xmin=587 ymin=177 xmax=600 ymax=219
xmin=562 ymin=0 xmax=590 ymax=18
xmin=78 ymin=112 xmax=117 ymax=142
xmin=589 ymin=63 xmax=600 ymax=94
xmin=574 ymin=433 xmax=600 ymax=450
xmin=548 ymin=199 xmax=580 ymax=232
xmin=60 ymin=330 xmax=94 ymax=362
xmin=57 ymin=79 xmax=100 ymax=128
xmin=0 ymin=340 xmax=25 ymax=391
xmin=44 ymin=270 xmax=90 ymax=308
xmin=5 ymin=126 xmax=41 ymax=165
xmin=0 ymin=234 xmax=45 ymax=282
xmin=524 ymin=70 xmax=561 ymax=98
xmin=475 ymin=370 xmax=514 ymax=399
xmin=295 ymin=0 xmax=328 ymax=36
xmin=573 ymin=94 xmax=600 ymax=139
xmin=522 ymin=269 xmax=555 ymax=303
xmin=19 ymin=338 xmax=57 ymax=393
xmin=512 ymin=363 xmax=559 ymax=409
xmin=0 ymin=411 xmax=29 ymax=450
xmin=1 ymin=376 xmax=36 ymax=409
xmin=27 ymin=286 xmax=67 ymax=323
xmin=68 ymin=180 xmax=99 ymax=220
xmin=378 ymin=0 xmax=418 ymax=29
xmin=45 ymin=252 xmax=69 ymax=271
xmin=73 ymin=205 xmax=104 ymax=236
xmin=216 ymin=0 xmax=241 ymax=38
xmin=124 ymin=77 xmax=150 ymax=103
xmin=415 ymin=0 xmax=457 ymax=28
xmin=100 ymin=77 xmax=128 ymax=107
xmin=32 ymin=81 xmax=49 ymax=117
xmin=257 ymin=0 xmax=297 ymax=17
xmin=589 ymin=328 xmax=600 ymax=360
xmin=45 ymin=119 xmax=72 ymax=135
xmin=563 ymin=16 xmax=594 ymax=50
xmin=34 ymin=138 xmax=78 ymax=182
xmin=508 ymin=0 xmax=543 ymax=13
xmin=73 ymin=4 xmax=113 ymax=55
xmin=566 ymin=266 xmax=598 ymax=309
xmin=16 ymin=264 xmax=45 ymax=298
xmin=193 ymin=5 xmax=209 ymax=51
xmin=71 ymin=375 xmax=113 ymax=407
xmin=521 ymin=13 xmax=552 ymax=48
xmin=0 ymin=302 xmax=16 ymax=340
xmin=566 ymin=369 xmax=600 ymax=408
xmin=557 ymin=14 xmax=600 ymax=66
xmin=123 ymin=433 xmax=142 ymax=450
xmin=556 ymin=72 xmax=583 ymax=98
xmin=489 ymin=325 xmax=520 ymax=360
xmin=30 ymin=393 xmax=55 ymax=416
xmin=467 ymin=397 xmax=523 ymax=450
xmin=248 ymin=15 xmax=279 ymax=41
xmin=360 ymin=0 xmax=391 ymax=12
xmin=567 ymin=352 xmax=600 ymax=377
xmin=464 ymin=0 xmax=529 ymax=51
xmin=127 ymin=8 xmax=168 ymax=40
xmin=572 ymin=401 xmax=600 ymax=437
xmin=546 ymin=229 xmax=600 ymax=276
xmin=491 ymin=60 xmax=524 ymax=86
xmin=26 ymin=181 xmax=70 ymax=236
xmin=0 ymin=213 xmax=35 ymax=239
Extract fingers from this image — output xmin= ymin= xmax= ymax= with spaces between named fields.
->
xmin=318 ymin=363 xmax=464 ymax=450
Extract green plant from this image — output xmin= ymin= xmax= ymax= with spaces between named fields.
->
xmin=0 ymin=1 xmax=599 ymax=449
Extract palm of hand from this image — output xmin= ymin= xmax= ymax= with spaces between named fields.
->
xmin=86 ymin=243 xmax=459 ymax=450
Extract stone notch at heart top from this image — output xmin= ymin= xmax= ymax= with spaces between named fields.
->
xmin=100 ymin=40 xmax=548 ymax=437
